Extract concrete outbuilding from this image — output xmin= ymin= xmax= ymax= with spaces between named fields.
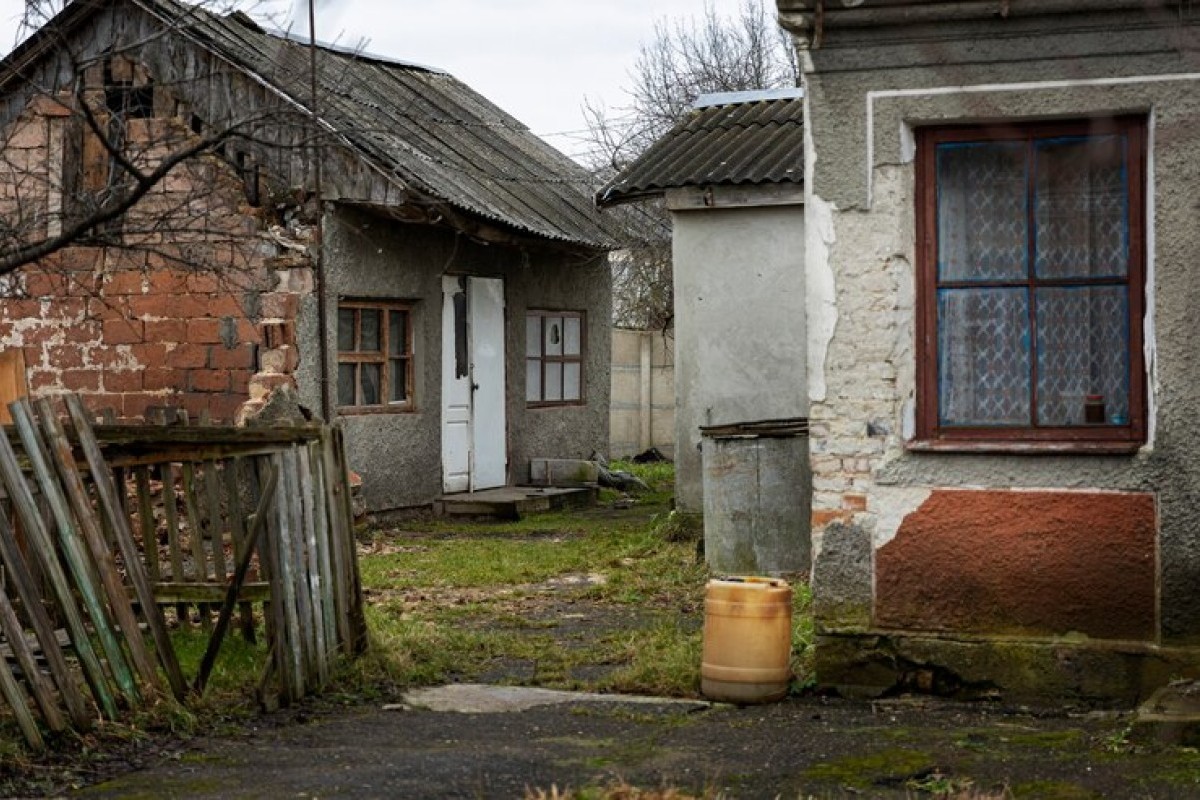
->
xmin=598 ymin=88 xmax=809 ymax=574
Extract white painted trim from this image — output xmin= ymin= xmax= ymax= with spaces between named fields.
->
xmin=864 ymin=71 xmax=1200 ymax=206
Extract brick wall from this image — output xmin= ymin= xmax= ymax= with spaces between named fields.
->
xmin=0 ymin=92 xmax=312 ymax=423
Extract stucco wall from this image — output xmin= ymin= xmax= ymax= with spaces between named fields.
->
xmin=787 ymin=5 xmax=1200 ymax=697
xmin=302 ymin=205 xmax=610 ymax=511
xmin=609 ymin=328 xmax=675 ymax=460
xmin=670 ymin=202 xmax=807 ymax=513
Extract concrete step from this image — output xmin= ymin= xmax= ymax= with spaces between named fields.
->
xmin=436 ymin=486 xmax=596 ymax=520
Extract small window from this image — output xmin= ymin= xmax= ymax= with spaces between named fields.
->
xmin=915 ymin=117 xmax=1146 ymax=448
xmin=337 ymin=300 xmax=414 ymax=412
xmin=526 ymin=311 xmax=585 ymax=406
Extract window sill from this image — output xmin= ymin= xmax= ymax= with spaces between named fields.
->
xmin=337 ymin=405 xmax=416 ymax=416
xmin=906 ymin=439 xmax=1144 ymax=455
xmin=527 ymin=401 xmax=587 ymax=409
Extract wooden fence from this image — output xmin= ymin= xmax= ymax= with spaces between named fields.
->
xmin=0 ymin=394 xmax=366 ymax=749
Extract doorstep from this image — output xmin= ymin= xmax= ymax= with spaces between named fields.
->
xmin=435 ymin=485 xmax=597 ymax=520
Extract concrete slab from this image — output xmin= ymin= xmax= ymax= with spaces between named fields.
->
xmin=437 ymin=486 xmax=595 ymax=519
xmin=1134 ymin=681 xmax=1200 ymax=745
xmin=394 ymin=683 xmax=713 ymax=714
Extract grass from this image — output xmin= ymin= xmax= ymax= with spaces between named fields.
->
xmin=358 ymin=460 xmax=816 ymax=698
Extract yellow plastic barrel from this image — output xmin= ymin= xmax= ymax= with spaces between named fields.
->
xmin=700 ymin=577 xmax=793 ymax=704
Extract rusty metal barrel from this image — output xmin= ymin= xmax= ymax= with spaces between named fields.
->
xmin=700 ymin=577 xmax=793 ymax=704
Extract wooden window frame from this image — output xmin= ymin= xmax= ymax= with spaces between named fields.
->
xmin=913 ymin=116 xmax=1147 ymax=452
xmin=336 ymin=299 xmax=415 ymax=414
xmin=526 ymin=310 xmax=587 ymax=408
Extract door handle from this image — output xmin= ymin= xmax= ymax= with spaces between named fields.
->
xmin=471 ymin=382 xmax=480 ymax=392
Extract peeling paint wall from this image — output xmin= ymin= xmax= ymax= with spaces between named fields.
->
xmin=784 ymin=3 xmax=1200 ymax=698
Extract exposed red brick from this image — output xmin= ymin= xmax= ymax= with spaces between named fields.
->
xmin=63 ymin=322 xmax=101 ymax=343
xmin=147 ymin=270 xmax=190 ymax=295
xmin=103 ymin=370 xmax=143 ymax=392
xmin=842 ymin=494 xmax=868 ymax=512
xmin=3 ymin=299 xmax=41 ymax=320
xmin=230 ymin=371 xmax=251 ymax=395
xmin=259 ymin=292 xmax=299 ymax=319
xmin=812 ymin=508 xmax=852 ymax=528
xmin=129 ymin=342 xmax=169 ymax=367
xmin=260 ymin=321 xmax=295 ymax=348
xmin=204 ymin=294 xmax=244 ymax=317
xmin=144 ymin=319 xmax=187 ymax=342
xmin=185 ymin=318 xmax=223 ymax=344
xmin=168 ymin=343 xmax=208 ymax=369
xmin=189 ymin=369 xmax=230 ymax=393
xmin=143 ymin=368 xmax=176 ymax=391
xmin=102 ymin=318 xmax=144 ymax=344
xmin=45 ymin=345 xmax=85 ymax=369
xmin=60 ymin=369 xmax=101 ymax=392
xmin=210 ymin=343 xmax=253 ymax=370
xmin=105 ymin=271 xmax=148 ymax=295
xmin=875 ymin=490 xmax=1157 ymax=641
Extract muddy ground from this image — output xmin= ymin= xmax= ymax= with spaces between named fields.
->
xmin=61 ymin=687 xmax=1200 ymax=799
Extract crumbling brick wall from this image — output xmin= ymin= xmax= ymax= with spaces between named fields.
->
xmin=0 ymin=86 xmax=312 ymax=423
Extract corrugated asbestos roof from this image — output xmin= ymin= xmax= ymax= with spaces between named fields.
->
xmin=5 ymin=0 xmax=625 ymax=249
xmin=596 ymin=91 xmax=804 ymax=208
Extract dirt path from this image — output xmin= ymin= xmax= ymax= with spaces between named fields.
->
xmin=70 ymin=688 xmax=1199 ymax=799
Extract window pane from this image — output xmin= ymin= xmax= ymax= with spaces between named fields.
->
xmin=1035 ymin=135 xmax=1128 ymax=279
xmin=937 ymin=142 xmax=1027 ymax=282
xmin=563 ymin=316 xmax=581 ymax=356
xmin=526 ymin=358 xmax=542 ymax=401
xmin=360 ymin=363 xmax=381 ymax=405
xmin=938 ymin=287 xmax=1031 ymax=426
xmin=389 ymin=310 xmax=408 ymax=357
xmin=1036 ymin=286 xmax=1129 ymax=426
xmin=544 ymin=362 xmax=563 ymax=402
xmin=563 ymin=362 xmax=581 ymax=401
xmin=390 ymin=358 xmax=408 ymax=403
xmin=337 ymin=363 xmax=356 ymax=406
xmin=544 ymin=317 xmax=564 ymax=356
xmin=526 ymin=315 xmax=542 ymax=357
xmin=360 ymin=309 xmax=381 ymax=352
xmin=337 ymin=309 xmax=355 ymax=351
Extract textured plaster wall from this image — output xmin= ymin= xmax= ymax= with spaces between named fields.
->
xmin=797 ymin=12 xmax=1200 ymax=649
xmin=302 ymin=205 xmax=610 ymax=512
xmin=670 ymin=204 xmax=807 ymax=513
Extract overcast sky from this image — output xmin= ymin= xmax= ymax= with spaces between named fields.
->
xmin=0 ymin=0 xmax=762 ymax=162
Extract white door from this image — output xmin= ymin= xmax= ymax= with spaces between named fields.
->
xmin=441 ymin=276 xmax=507 ymax=493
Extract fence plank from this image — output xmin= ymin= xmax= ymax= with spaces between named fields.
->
xmin=194 ymin=464 xmax=278 ymax=694
xmin=0 ymin=644 xmax=43 ymax=750
xmin=66 ymin=396 xmax=187 ymax=702
xmin=297 ymin=445 xmax=328 ymax=686
xmin=0 ymin=580 xmax=66 ymax=732
xmin=320 ymin=430 xmax=352 ymax=652
xmin=308 ymin=441 xmax=336 ymax=663
xmin=224 ymin=458 xmax=256 ymax=643
xmin=10 ymin=399 xmax=140 ymax=707
xmin=332 ymin=426 xmax=367 ymax=652
xmin=134 ymin=467 xmax=160 ymax=583
xmin=0 ymin=426 xmax=118 ymax=719
xmin=33 ymin=399 xmax=162 ymax=697
xmin=0 ymin=509 xmax=91 ymax=729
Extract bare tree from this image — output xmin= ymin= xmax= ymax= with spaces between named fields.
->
xmin=586 ymin=0 xmax=799 ymax=330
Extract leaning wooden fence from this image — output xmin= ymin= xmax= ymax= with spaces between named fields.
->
xmin=0 ymin=394 xmax=366 ymax=749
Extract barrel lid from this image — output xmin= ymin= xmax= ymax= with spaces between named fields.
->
xmin=709 ymin=576 xmax=790 ymax=590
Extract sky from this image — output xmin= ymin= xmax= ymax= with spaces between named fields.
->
xmin=0 ymin=0 xmax=760 ymax=163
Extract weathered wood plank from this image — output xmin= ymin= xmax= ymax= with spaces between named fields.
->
xmin=297 ymin=445 xmax=328 ymax=686
xmin=134 ymin=467 xmax=160 ymax=582
xmin=194 ymin=464 xmax=277 ymax=695
xmin=275 ymin=448 xmax=306 ymax=698
xmin=320 ymin=429 xmax=352 ymax=652
xmin=332 ymin=426 xmax=368 ymax=653
xmin=159 ymin=461 xmax=189 ymax=625
xmin=0 ymin=645 xmax=43 ymax=750
xmin=0 ymin=506 xmax=91 ymax=729
xmin=139 ymin=583 xmax=271 ymax=604
xmin=0 ymin=580 xmax=66 ymax=732
xmin=33 ymin=399 xmax=161 ymax=697
xmin=10 ymin=399 xmax=139 ymax=707
xmin=204 ymin=461 xmax=228 ymax=584
xmin=224 ymin=457 xmax=256 ymax=643
xmin=308 ymin=440 xmax=336 ymax=664
xmin=66 ymin=396 xmax=187 ymax=702
xmin=0 ymin=425 xmax=118 ymax=720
